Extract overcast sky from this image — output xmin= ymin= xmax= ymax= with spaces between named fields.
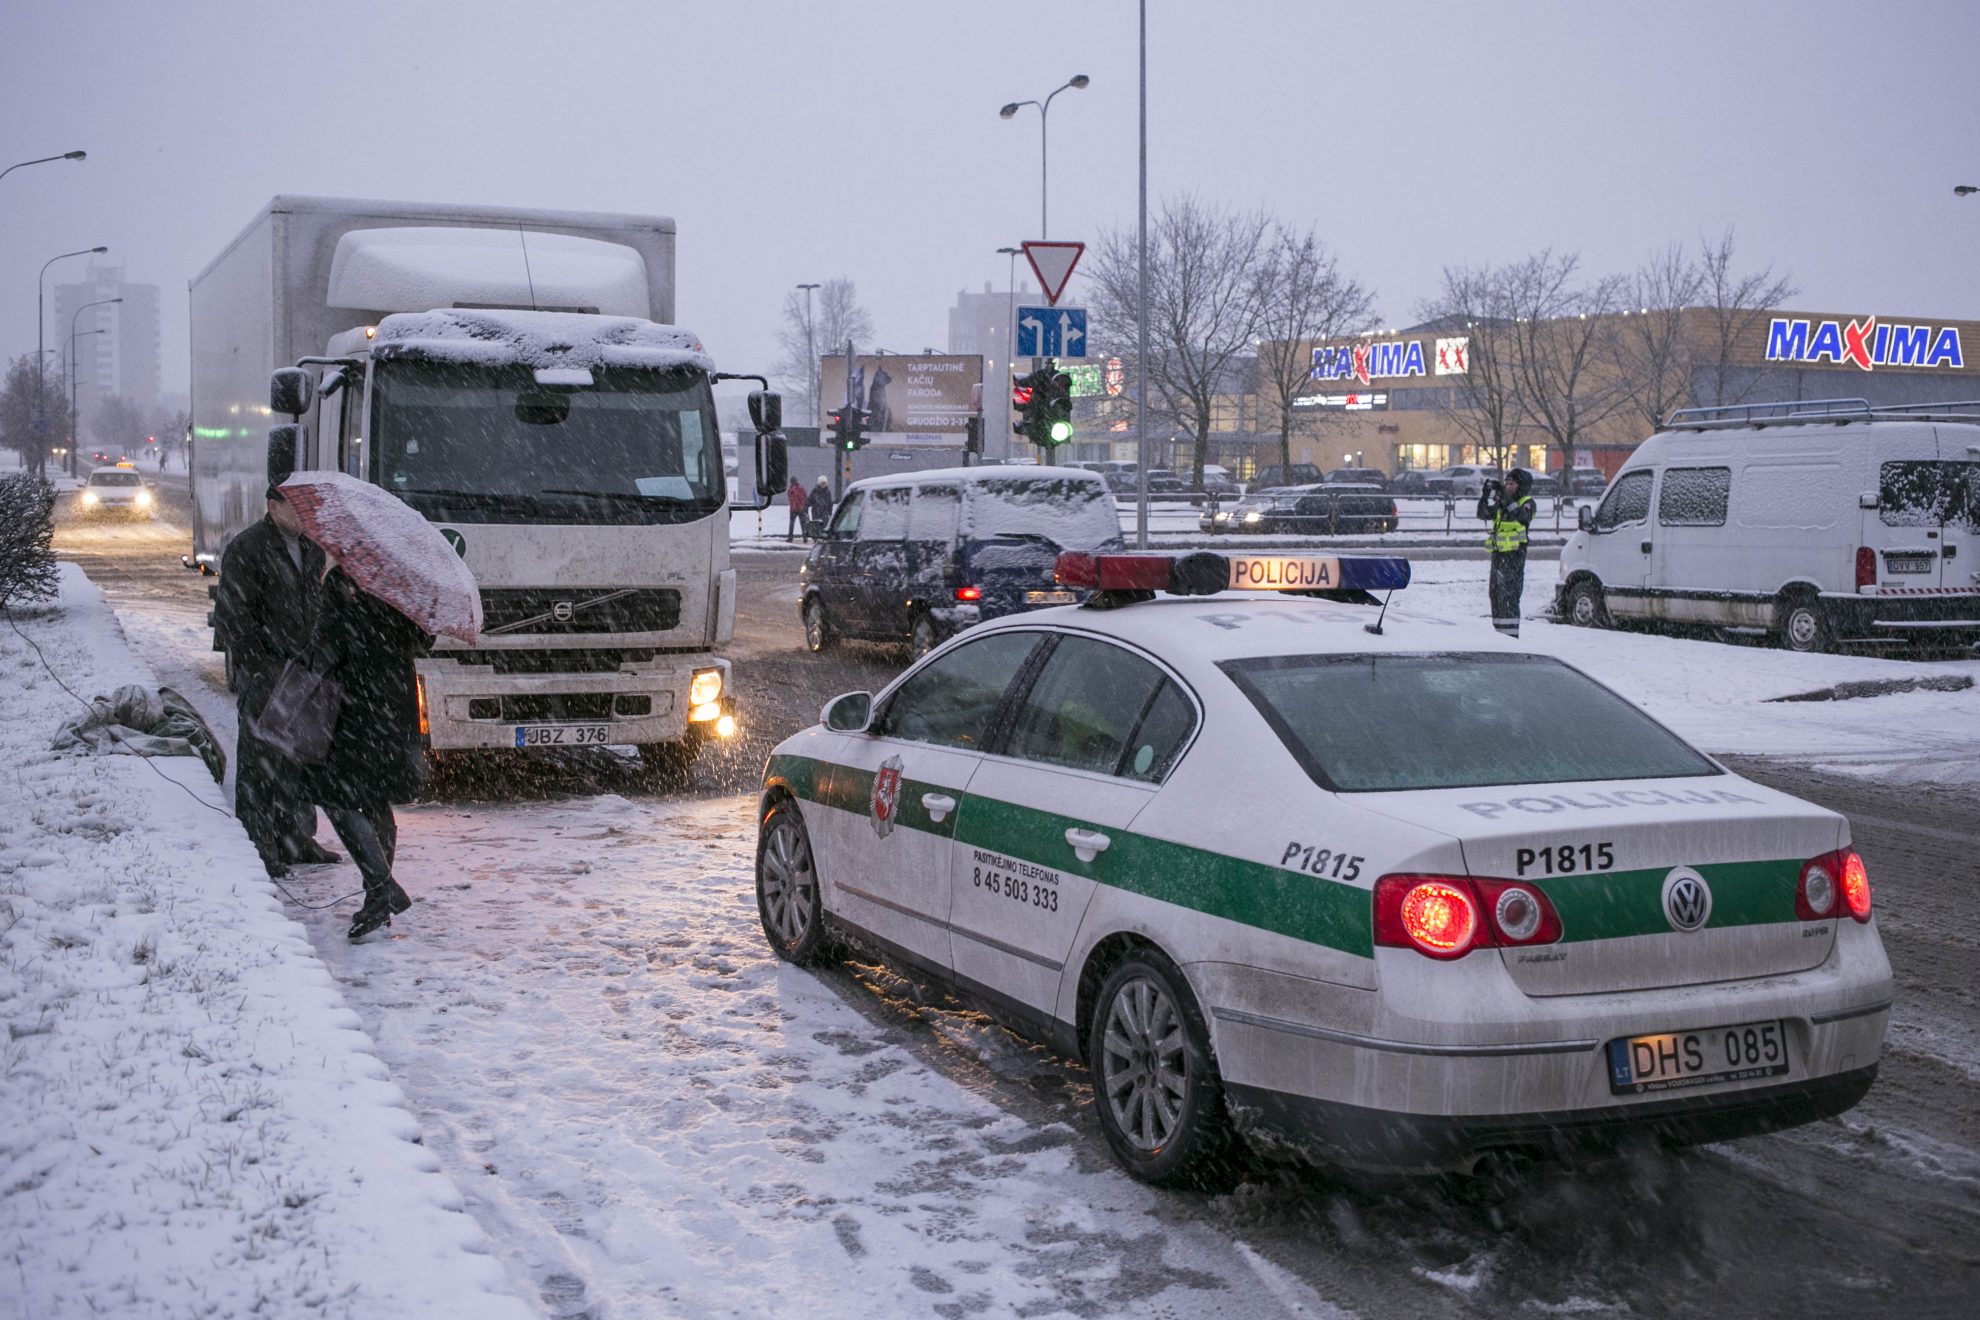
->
xmin=4 ymin=0 xmax=1976 ymax=402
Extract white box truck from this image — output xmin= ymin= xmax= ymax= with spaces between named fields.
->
xmin=189 ymin=195 xmax=785 ymax=774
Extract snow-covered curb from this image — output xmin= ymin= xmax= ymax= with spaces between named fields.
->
xmin=0 ymin=564 xmax=529 ymax=1319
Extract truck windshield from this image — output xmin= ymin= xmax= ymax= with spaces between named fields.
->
xmin=371 ymin=359 xmax=723 ymax=525
xmin=1220 ymin=653 xmax=1719 ymax=792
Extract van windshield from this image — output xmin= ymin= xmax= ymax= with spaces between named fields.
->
xmin=1221 ymin=653 xmax=1719 ymax=792
xmin=964 ymin=477 xmax=1122 ymax=551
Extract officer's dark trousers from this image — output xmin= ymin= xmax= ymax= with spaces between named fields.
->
xmin=1489 ymin=549 xmax=1526 ymax=636
xmin=324 ymin=801 xmax=398 ymax=901
xmin=235 ymin=711 xmax=314 ymax=867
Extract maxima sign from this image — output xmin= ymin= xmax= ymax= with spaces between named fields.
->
xmin=1764 ymin=316 xmax=1965 ymax=371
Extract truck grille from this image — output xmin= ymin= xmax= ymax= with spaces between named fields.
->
xmin=479 ymin=588 xmax=680 ymax=635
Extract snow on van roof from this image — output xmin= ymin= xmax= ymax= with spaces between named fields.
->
xmin=368 ymin=309 xmax=714 ymax=373
xmin=848 ymin=464 xmax=1104 ymax=490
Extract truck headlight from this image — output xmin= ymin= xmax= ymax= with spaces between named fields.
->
xmin=689 ymin=668 xmax=723 ymax=707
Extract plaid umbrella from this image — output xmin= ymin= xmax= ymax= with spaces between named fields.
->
xmin=277 ymin=472 xmax=483 ymax=643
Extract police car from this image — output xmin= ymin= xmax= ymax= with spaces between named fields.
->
xmin=754 ymin=550 xmax=1893 ymax=1186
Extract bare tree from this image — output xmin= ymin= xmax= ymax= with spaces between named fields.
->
xmin=1253 ymin=224 xmax=1376 ymax=482
xmin=1505 ymin=251 xmax=1629 ymax=477
xmin=0 ymin=355 xmax=73 ymax=480
xmin=90 ymin=393 xmax=149 ymax=455
xmin=773 ymin=278 xmax=874 ymax=426
xmin=1696 ymin=228 xmax=1796 ymax=408
xmin=1087 ymin=195 xmax=1270 ymax=484
xmin=1416 ymin=264 xmax=1524 ymax=472
xmin=1614 ymin=242 xmax=1704 ymax=433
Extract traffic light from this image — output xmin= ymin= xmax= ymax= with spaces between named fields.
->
xmin=826 ymin=406 xmax=868 ymax=451
xmin=1014 ymin=362 xmax=1074 ymax=447
xmin=826 ymin=407 xmax=847 ymax=449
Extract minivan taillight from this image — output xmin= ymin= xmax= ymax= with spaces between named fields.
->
xmin=1373 ymin=874 xmax=1562 ymax=959
xmin=1855 ymin=546 xmax=1876 ymax=590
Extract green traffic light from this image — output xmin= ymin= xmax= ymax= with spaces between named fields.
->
xmin=1049 ymin=420 xmax=1072 ymax=443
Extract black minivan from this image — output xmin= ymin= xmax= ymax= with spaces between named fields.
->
xmin=799 ymin=466 xmax=1124 ymax=656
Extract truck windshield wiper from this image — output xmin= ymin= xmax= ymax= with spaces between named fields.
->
xmin=398 ymin=488 xmax=530 ymax=506
xmin=539 ymin=488 xmax=700 ymax=504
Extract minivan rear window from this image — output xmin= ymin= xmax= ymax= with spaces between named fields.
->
xmin=964 ymin=477 xmax=1121 ymax=551
xmin=1220 ymin=653 xmax=1719 ymax=792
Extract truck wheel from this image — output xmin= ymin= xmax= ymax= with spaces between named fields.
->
xmin=1087 ymin=949 xmax=1240 ymax=1190
xmin=802 ymin=597 xmax=835 ymax=654
xmin=1564 ymin=578 xmax=1610 ymax=629
xmin=1778 ymin=594 xmax=1832 ymax=654
xmin=757 ymin=798 xmax=831 ymax=965
xmin=909 ymin=612 xmax=941 ymax=659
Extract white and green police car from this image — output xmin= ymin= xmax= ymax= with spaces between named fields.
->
xmin=754 ymin=550 xmax=1893 ymax=1186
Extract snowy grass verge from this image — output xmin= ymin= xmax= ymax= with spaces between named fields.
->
xmin=0 ymin=563 xmax=528 ymax=1319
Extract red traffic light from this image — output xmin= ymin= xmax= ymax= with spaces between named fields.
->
xmin=1012 ymin=384 xmax=1034 ymax=406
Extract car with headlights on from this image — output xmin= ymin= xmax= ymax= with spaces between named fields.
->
xmin=77 ymin=465 xmax=155 ymax=518
xmin=1201 ymin=483 xmax=1397 ymax=535
xmin=753 ymin=549 xmax=1892 ymax=1187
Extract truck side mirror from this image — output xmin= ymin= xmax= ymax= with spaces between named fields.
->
xmin=267 ymin=423 xmax=305 ymax=488
xmin=270 ymin=367 xmax=314 ymax=419
xmin=1577 ymin=504 xmax=1596 ymax=532
xmin=748 ymin=389 xmax=783 ymax=433
xmin=755 ymin=431 xmax=788 ymax=499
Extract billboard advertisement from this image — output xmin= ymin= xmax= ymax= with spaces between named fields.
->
xmin=820 ymin=354 xmax=985 ymax=445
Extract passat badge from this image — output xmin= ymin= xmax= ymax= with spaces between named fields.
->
xmin=870 ymin=756 xmax=904 ymax=838
xmin=1661 ymin=866 xmax=1713 ymax=933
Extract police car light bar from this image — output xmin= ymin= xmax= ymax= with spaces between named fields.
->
xmin=1054 ymin=551 xmax=1411 ymax=602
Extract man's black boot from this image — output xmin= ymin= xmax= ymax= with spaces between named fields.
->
xmin=384 ymin=881 xmax=412 ymax=915
xmin=287 ymin=837 xmax=343 ymax=866
xmin=347 ymin=900 xmax=392 ymax=941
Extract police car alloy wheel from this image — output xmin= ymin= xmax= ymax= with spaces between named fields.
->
xmin=756 ymin=799 xmax=829 ymax=964
xmin=802 ymin=596 xmax=834 ymax=654
xmin=1089 ymin=950 xmax=1236 ymax=1189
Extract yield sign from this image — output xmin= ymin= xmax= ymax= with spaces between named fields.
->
xmin=1023 ymin=241 xmax=1084 ymax=307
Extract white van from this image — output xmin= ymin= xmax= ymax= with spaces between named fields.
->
xmin=1556 ymin=401 xmax=1980 ymax=651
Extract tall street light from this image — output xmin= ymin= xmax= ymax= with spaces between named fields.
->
xmin=997 ymin=246 xmax=1023 ymax=458
xmin=36 ymin=245 xmax=107 ymax=480
xmin=1 ymin=150 xmax=87 ymax=185
xmin=999 ymin=75 xmax=1090 ymax=238
xmin=796 ymin=282 xmax=821 ymax=429
xmin=68 ymin=297 xmax=122 ymax=476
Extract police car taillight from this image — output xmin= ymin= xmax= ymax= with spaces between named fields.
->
xmin=1375 ymin=876 xmax=1485 ymax=959
xmin=1474 ymin=879 xmax=1563 ymax=945
xmin=1799 ymin=848 xmax=1871 ymax=922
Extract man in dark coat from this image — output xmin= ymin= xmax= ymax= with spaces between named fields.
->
xmin=805 ymin=476 xmax=834 ymax=539
xmin=310 ymin=563 xmax=429 ymax=940
xmin=216 ymin=455 xmax=337 ymax=877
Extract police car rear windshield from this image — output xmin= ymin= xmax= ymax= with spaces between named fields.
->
xmin=1221 ymin=653 xmax=1719 ymax=792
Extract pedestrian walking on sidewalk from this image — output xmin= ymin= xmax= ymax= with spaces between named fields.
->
xmin=215 ymin=439 xmax=337 ymax=876
xmin=805 ymin=475 xmax=834 ymax=540
xmin=1478 ymin=467 xmax=1535 ymax=637
xmin=309 ymin=559 xmax=430 ymax=940
xmin=786 ymin=476 xmax=807 ymax=540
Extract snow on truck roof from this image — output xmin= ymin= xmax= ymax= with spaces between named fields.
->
xmin=847 ymin=464 xmax=1105 ymax=491
xmin=368 ymin=309 xmax=714 ymax=373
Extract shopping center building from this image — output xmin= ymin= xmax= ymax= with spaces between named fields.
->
xmin=1263 ymin=307 xmax=1980 ymax=479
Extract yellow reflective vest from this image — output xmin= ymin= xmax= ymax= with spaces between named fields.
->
xmin=1489 ymin=495 xmax=1533 ymax=553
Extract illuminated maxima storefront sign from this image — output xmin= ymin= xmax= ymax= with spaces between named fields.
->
xmin=1312 ymin=335 xmax=1468 ymax=385
xmin=1764 ymin=316 xmax=1965 ymax=371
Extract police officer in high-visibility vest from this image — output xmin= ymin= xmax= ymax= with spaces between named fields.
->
xmin=1478 ymin=468 xmax=1535 ymax=636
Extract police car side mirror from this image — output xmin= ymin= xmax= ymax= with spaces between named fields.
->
xmin=1577 ymin=505 xmax=1596 ymax=532
xmin=822 ymin=691 xmax=873 ymax=733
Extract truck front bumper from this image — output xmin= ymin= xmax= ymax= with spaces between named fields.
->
xmin=415 ymin=654 xmax=731 ymax=751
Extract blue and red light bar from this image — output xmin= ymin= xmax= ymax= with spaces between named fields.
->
xmin=1054 ymin=550 xmax=1410 ymax=598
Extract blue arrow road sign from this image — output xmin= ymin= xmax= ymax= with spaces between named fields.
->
xmin=1015 ymin=306 xmax=1087 ymax=358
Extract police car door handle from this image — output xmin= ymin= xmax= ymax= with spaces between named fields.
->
xmin=1065 ymin=828 xmax=1111 ymax=863
xmin=921 ymin=792 xmax=956 ymax=823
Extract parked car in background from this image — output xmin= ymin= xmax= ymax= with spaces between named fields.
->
xmin=1248 ymin=462 xmax=1325 ymax=491
xmin=1325 ymin=466 xmax=1389 ymax=489
xmin=1526 ymin=472 xmax=1562 ymax=498
xmin=1388 ymin=470 xmax=1454 ymax=498
xmin=1567 ymin=468 xmax=1609 ymax=497
xmin=800 ymin=465 xmax=1123 ymax=657
xmin=1202 ymin=483 xmax=1397 ymax=535
xmin=1437 ymin=465 xmax=1503 ymax=498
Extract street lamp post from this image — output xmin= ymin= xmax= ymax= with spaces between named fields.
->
xmin=997 ymin=245 xmax=1022 ymax=458
xmin=0 ymin=150 xmax=86 ymax=186
xmin=999 ymin=75 xmax=1090 ymax=239
xmin=36 ymin=245 xmax=107 ymax=480
xmin=796 ymin=282 xmax=820 ymax=430
xmin=68 ymin=297 xmax=122 ymax=475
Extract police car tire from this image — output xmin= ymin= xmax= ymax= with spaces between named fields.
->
xmin=802 ymin=596 xmax=835 ymax=654
xmin=1088 ymin=950 xmax=1239 ymax=1189
xmin=756 ymin=799 xmax=831 ymax=965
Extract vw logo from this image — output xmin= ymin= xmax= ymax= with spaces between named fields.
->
xmin=552 ymin=601 xmax=575 ymax=622
xmin=1661 ymin=867 xmax=1713 ymax=933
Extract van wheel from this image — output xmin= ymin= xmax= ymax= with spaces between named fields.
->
xmin=802 ymin=596 xmax=835 ymax=653
xmin=1564 ymin=578 xmax=1609 ymax=629
xmin=1778 ymin=594 xmax=1832 ymax=654
xmin=909 ymin=612 xmax=941 ymax=659
xmin=1088 ymin=949 xmax=1240 ymax=1190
